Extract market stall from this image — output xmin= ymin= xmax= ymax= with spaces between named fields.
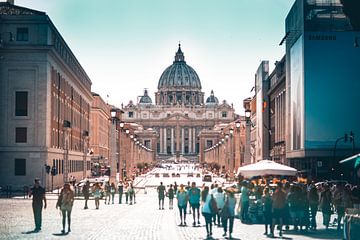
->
xmin=237 ymin=160 xmax=297 ymax=178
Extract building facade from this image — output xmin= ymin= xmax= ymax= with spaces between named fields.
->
xmin=0 ymin=2 xmax=92 ymax=189
xmin=122 ymin=45 xmax=236 ymax=161
xmin=268 ymin=56 xmax=286 ymax=164
xmin=284 ymin=0 xmax=360 ymax=178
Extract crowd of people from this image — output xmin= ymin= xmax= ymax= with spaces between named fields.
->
xmin=237 ymin=179 xmax=360 ymax=238
xmin=27 ymin=174 xmax=360 ymax=239
xmin=157 ymin=181 xmax=238 ymax=239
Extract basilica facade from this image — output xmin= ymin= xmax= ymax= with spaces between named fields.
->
xmin=122 ymin=45 xmax=236 ymax=160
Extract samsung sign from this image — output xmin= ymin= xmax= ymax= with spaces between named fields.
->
xmin=308 ymin=35 xmax=337 ymax=41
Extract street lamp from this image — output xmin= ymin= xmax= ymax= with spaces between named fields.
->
xmin=63 ymin=120 xmax=71 ymax=183
xmin=245 ymin=109 xmax=251 ymax=120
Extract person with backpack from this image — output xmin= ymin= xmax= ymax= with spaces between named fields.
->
xmin=176 ymin=184 xmax=189 ymax=226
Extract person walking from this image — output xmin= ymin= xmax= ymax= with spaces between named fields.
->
xmin=82 ymin=180 xmax=90 ymax=209
xmin=174 ymin=182 xmax=178 ymax=194
xmin=320 ymin=183 xmax=332 ymax=230
xmin=104 ymin=182 xmax=111 ymax=204
xmin=308 ymin=182 xmax=319 ymax=230
xmin=128 ymin=182 xmax=135 ymax=205
xmin=124 ymin=182 xmax=129 ymax=204
xmin=168 ymin=184 xmax=175 ymax=209
xmin=93 ymin=182 xmax=101 ymax=209
xmin=56 ymin=183 xmax=75 ymax=234
xmin=110 ymin=183 xmax=116 ymax=204
xmin=177 ymin=184 xmax=188 ymax=226
xmin=29 ymin=178 xmax=47 ymax=232
xmin=214 ymin=186 xmax=226 ymax=226
xmin=222 ymin=189 xmax=237 ymax=239
xmin=270 ymin=182 xmax=287 ymax=238
xmin=262 ymin=187 xmax=272 ymax=235
xmin=117 ymin=181 xmax=124 ymax=204
xmin=157 ymin=182 xmax=166 ymax=209
xmin=201 ymin=186 xmax=213 ymax=238
xmin=186 ymin=181 xmax=192 ymax=214
xmin=240 ymin=182 xmax=250 ymax=223
xmin=188 ymin=182 xmax=201 ymax=226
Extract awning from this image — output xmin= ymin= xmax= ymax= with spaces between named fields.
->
xmin=237 ymin=160 xmax=297 ymax=178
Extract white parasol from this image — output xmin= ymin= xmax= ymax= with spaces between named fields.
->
xmin=237 ymin=160 xmax=297 ymax=178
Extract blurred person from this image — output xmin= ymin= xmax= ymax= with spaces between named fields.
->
xmin=124 ymin=182 xmax=129 ymax=204
xmin=270 ymin=182 xmax=287 ymax=238
xmin=186 ymin=181 xmax=192 ymax=214
xmin=29 ymin=178 xmax=47 ymax=232
xmin=222 ymin=189 xmax=237 ymax=239
xmin=201 ymin=186 xmax=213 ymax=238
xmin=308 ymin=182 xmax=319 ymax=230
xmin=93 ymin=182 xmax=101 ymax=209
xmin=128 ymin=182 xmax=135 ymax=205
xmin=82 ymin=180 xmax=90 ymax=209
xmin=168 ymin=184 xmax=175 ymax=209
xmin=56 ymin=183 xmax=74 ymax=234
xmin=320 ymin=183 xmax=332 ymax=229
xmin=104 ymin=181 xmax=111 ymax=204
xmin=240 ymin=182 xmax=250 ymax=222
xmin=117 ymin=181 xmax=124 ymax=204
xmin=110 ymin=182 xmax=116 ymax=204
xmin=262 ymin=187 xmax=272 ymax=235
xmin=177 ymin=184 xmax=189 ymax=226
xmin=188 ymin=182 xmax=201 ymax=226
xmin=214 ymin=186 xmax=225 ymax=226
xmin=157 ymin=182 xmax=166 ymax=210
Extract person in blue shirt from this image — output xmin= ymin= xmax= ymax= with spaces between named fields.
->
xmin=188 ymin=182 xmax=201 ymax=226
xmin=177 ymin=184 xmax=189 ymax=226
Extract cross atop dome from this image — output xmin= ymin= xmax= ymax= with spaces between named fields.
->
xmin=174 ymin=43 xmax=185 ymax=62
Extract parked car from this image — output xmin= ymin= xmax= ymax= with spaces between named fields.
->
xmin=155 ymin=173 xmax=160 ymax=177
xmin=187 ymin=173 xmax=193 ymax=177
xmin=163 ymin=173 xmax=170 ymax=177
xmin=196 ymin=173 xmax=201 ymax=178
xmin=202 ymin=174 xmax=212 ymax=182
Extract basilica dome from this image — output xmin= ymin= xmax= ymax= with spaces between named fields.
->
xmin=157 ymin=44 xmax=202 ymax=91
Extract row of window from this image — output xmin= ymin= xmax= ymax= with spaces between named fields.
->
xmin=127 ymin=111 xmax=228 ymax=118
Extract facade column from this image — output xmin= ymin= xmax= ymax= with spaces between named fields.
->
xmin=171 ymin=127 xmax=174 ymax=154
xmin=181 ymin=128 xmax=185 ymax=154
xmin=176 ymin=125 xmax=180 ymax=153
xmin=160 ymin=128 xmax=163 ymax=153
xmin=163 ymin=128 xmax=167 ymax=154
xmin=192 ymin=128 xmax=196 ymax=153
xmin=189 ymin=128 xmax=192 ymax=153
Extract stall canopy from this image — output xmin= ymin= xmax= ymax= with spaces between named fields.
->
xmin=237 ymin=160 xmax=297 ymax=178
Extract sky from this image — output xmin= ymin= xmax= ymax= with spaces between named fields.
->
xmin=14 ymin=0 xmax=295 ymax=114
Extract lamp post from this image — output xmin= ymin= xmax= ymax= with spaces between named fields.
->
xmin=63 ymin=120 xmax=71 ymax=183
xmin=82 ymin=130 xmax=89 ymax=179
xmin=110 ymin=108 xmax=120 ymax=183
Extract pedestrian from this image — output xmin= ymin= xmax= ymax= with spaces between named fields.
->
xmin=188 ymin=182 xmax=201 ymax=226
xmin=174 ymin=182 xmax=178 ymax=194
xmin=124 ymin=182 xmax=129 ymax=204
xmin=270 ymin=182 xmax=287 ymax=238
xmin=104 ymin=182 xmax=111 ymax=204
xmin=93 ymin=182 xmax=101 ymax=209
xmin=128 ymin=182 xmax=135 ymax=205
xmin=308 ymin=182 xmax=319 ymax=230
xmin=222 ymin=189 xmax=237 ymax=239
xmin=29 ymin=178 xmax=47 ymax=232
xmin=157 ymin=182 xmax=166 ymax=209
xmin=201 ymin=186 xmax=213 ymax=238
xmin=240 ymin=182 xmax=250 ymax=222
xmin=56 ymin=183 xmax=75 ymax=234
xmin=168 ymin=184 xmax=175 ymax=209
xmin=214 ymin=186 xmax=225 ymax=226
xmin=177 ymin=184 xmax=188 ymax=226
xmin=262 ymin=187 xmax=272 ymax=235
xmin=82 ymin=180 xmax=90 ymax=209
xmin=110 ymin=182 xmax=116 ymax=204
xmin=320 ymin=183 xmax=332 ymax=229
xmin=117 ymin=181 xmax=124 ymax=204
xmin=186 ymin=181 xmax=192 ymax=214
xmin=210 ymin=183 xmax=218 ymax=224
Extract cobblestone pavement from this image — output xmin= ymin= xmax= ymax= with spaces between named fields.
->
xmin=0 ymin=165 xmax=344 ymax=240
xmin=0 ymin=188 xmax=343 ymax=240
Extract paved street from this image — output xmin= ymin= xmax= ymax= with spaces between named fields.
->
xmin=0 ymin=167 xmax=344 ymax=240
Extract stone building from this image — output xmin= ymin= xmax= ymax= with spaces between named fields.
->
xmin=122 ymin=44 xmax=236 ymax=161
xmin=0 ymin=2 xmax=92 ymax=189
